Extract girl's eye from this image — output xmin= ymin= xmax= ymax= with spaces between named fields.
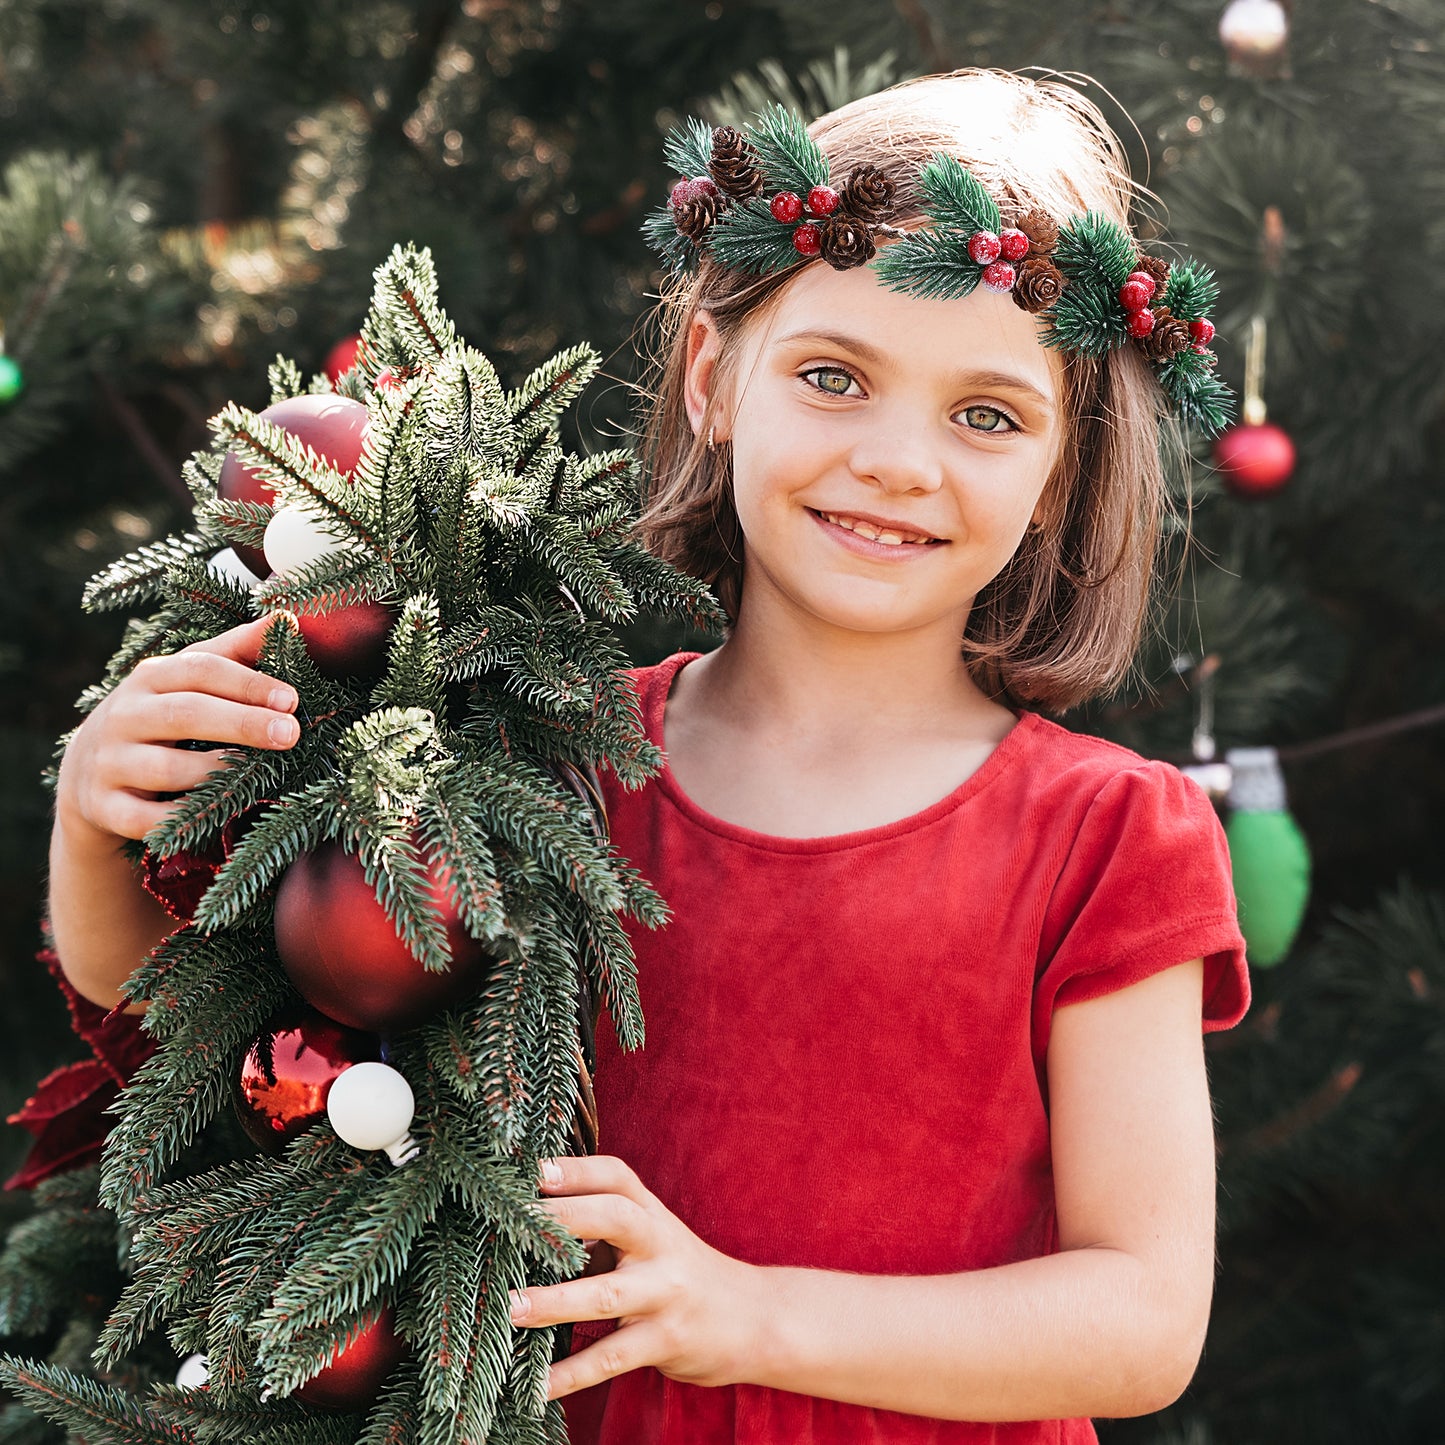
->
xmin=800 ymin=366 xmax=859 ymax=397
xmin=958 ymin=404 xmax=1020 ymax=434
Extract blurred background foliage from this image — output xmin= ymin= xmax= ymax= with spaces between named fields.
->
xmin=2 ymin=1 xmax=1444 ymax=1439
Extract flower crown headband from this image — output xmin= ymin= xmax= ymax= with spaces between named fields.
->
xmin=642 ymin=104 xmax=1233 ymax=438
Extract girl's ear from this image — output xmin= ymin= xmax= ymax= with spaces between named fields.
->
xmin=683 ymin=309 xmax=724 ymax=441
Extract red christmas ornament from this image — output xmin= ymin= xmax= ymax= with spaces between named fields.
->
xmin=1125 ymin=307 xmax=1156 ymax=339
xmin=322 ymin=335 xmax=364 ymax=385
xmin=981 ymin=261 xmax=1016 ymax=293
xmin=293 ymin=1307 xmax=407 ymax=1410
xmin=273 ymin=837 xmax=497 ymax=1033
xmin=805 ymin=185 xmax=839 ymax=216
xmin=234 ymin=1004 xmax=379 ymax=1153
xmin=998 ymin=228 xmax=1030 ymax=262
xmin=1213 ymin=421 xmax=1296 ymax=495
xmin=770 ymin=191 xmax=803 ymax=224
xmin=217 ymin=394 xmax=369 ymax=577
xmin=289 ymin=597 xmax=398 ymax=680
xmin=967 ymin=230 xmax=1001 ymax=265
xmin=792 ymin=225 xmax=822 ymax=257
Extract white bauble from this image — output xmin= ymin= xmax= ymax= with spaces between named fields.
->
xmin=327 ymin=1061 xmax=419 ymax=1166
xmin=175 ymin=1353 xmax=210 ymax=1389
xmin=262 ymin=504 xmax=343 ymax=577
xmin=1219 ymin=0 xmax=1288 ymax=60
xmin=205 ymin=547 xmax=263 ymax=589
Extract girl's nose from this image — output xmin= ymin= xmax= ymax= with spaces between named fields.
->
xmin=849 ymin=423 xmax=946 ymax=496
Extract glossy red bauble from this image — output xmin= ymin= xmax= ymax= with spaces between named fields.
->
xmin=1213 ymin=421 xmax=1296 ymax=496
xmin=289 ymin=597 xmax=398 ymax=680
xmin=273 ymin=838 xmax=496 ymax=1033
xmin=293 ymin=1308 xmax=407 ymax=1410
xmin=322 ymin=335 xmax=364 ymax=385
xmin=234 ymin=1004 xmax=379 ymax=1153
xmin=218 ymin=394 xmax=369 ymax=577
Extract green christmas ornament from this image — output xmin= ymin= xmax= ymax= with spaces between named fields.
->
xmin=1224 ymin=746 xmax=1311 ymax=967
xmin=0 ymin=352 xmax=23 ymax=405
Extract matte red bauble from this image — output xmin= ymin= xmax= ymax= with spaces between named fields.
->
xmin=291 ymin=597 xmax=399 ymax=680
xmin=322 ymin=334 xmax=364 ymax=385
xmin=273 ymin=838 xmax=495 ymax=1033
xmin=234 ymin=1004 xmax=379 ymax=1153
xmin=217 ymin=394 xmax=369 ymax=576
xmin=293 ymin=1307 xmax=407 ymax=1410
xmin=1213 ymin=421 xmax=1296 ymax=496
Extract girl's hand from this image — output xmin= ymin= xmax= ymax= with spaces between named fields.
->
xmin=55 ymin=614 xmax=301 ymax=847
xmin=510 ymin=1154 xmax=765 ymax=1400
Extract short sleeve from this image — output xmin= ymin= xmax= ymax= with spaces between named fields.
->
xmin=1032 ymin=761 xmax=1250 ymax=1068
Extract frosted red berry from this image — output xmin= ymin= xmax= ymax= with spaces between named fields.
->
xmin=998 ymin=228 xmax=1029 ymax=262
xmin=1126 ymin=308 xmax=1156 ymax=339
xmin=693 ymin=175 xmax=719 ymax=198
xmin=1126 ymin=269 xmax=1157 ymax=299
xmin=806 ymin=185 xmax=840 ymax=216
xmin=1189 ymin=317 xmax=1216 ymax=347
xmin=967 ymin=230 xmax=1002 ymax=265
xmin=793 ymin=224 xmax=822 ymax=257
xmin=1118 ymin=278 xmax=1153 ymax=312
xmin=669 ymin=178 xmax=697 ymax=208
xmin=770 ymin=191 xmax=804 ymax=224
xmin=981 ymin=260 xmax=1016 ymax=293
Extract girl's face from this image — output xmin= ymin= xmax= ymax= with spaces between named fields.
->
xmin=685 ymin=256 xmax=1065 ymax=644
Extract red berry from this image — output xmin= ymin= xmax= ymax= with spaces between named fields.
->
xmin=998 ymin=228 xmax=1030 ymax=262
xmin=1118 ymin=279 xmax=1152 ymax=312
xmin=770 ymin=191 xmax=804 ymax=224
xmin=806 ymin=185 xmax=840 ymax=216
xmin=693 ymin=175 xmax=719 ymax=198
xmin=669 ymin=178 xmax=697 ymax=208
xmin=1126 ymin=308 xmax=1156 ymax=339
xmin=981 ymin=260 xmax=1016 ymax=293
xmin=792 ymin=224 xmax=822 ymax=257
xmin=967 ymin=230 xmax=1002 ymax=265
xmin=1189 ymin=317 xmax=1216 ymax=347
xmin=1125 ymin=269 xmax=1157 ymax=299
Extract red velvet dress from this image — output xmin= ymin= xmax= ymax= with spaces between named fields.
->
xmin=562 ymin=652 xmax=1251 ymax=1445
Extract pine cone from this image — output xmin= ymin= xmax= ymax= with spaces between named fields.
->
xmin=1013 ymin=207 xmax=1060 ymax=257
xmin=1012 ymin=256 xmax=1067 ymax=314
xmin=1136 ymin=305 xmax=1191 ymax=362
xmin=818 ymin=215 xmax=877 ymax=269
xmin=708 ymin=126 xmax=765 ymax=200
xmin=671 ymin=185 xmax=725 ymax=242
xmin=839 ymin=164 xmax=897 ymax=222
xmin=1135 ymin=253 xmax=1172 ymax=294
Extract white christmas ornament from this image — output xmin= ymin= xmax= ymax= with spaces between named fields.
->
xmin=262 ymin=504 xmax=344 ymax=577
xmin=175 ymin=1353 xmax=210 ymax=1389
xmin=1219 ymin=0 xmax=1289 ymax=60
xmin=205 ymin=547 xmax=263 ymax=589
xmin=326 ymin=1061 xmax=420 ymax=1166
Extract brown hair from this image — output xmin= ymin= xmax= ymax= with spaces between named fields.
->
xmin=632 ymin=68 xmax=1189 ymax=715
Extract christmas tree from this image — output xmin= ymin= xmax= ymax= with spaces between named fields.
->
xmin=4 ymin=3 xmax=1445 ymax=1440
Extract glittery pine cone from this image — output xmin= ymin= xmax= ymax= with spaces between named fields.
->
xmin=819 ymin=215 xmax=877 ymax=269
xmin=671 ymin=186 xmax=725 ymax=242
xmin=1011 ymin=256 xmax=1066 ymax=313
xmin=1013 ymin=208 xmax=1060 ymax=257
xmin=838 ymin=164 xmax=897 ymax=223
xmin=1135 ymin=254 xmax=1172 ymax=295
xmin=1135 ymin=305 xmax=1191 ymax=362
xmin=708 ymin=127 xmax=765 ymax=200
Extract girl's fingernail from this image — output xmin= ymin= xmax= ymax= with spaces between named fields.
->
xmin=269 ymin=687 xmax=296 ymax=711
xmin=509 ymin=1290 xmax=530 ymax=1319
xmin=540 ymin=1159 xmax=563 ymax=1186
xmin=269 ymin=716 xmax=298 ymax=744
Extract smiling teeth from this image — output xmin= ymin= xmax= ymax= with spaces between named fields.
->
xmin=821 ymin=511 xmax=937 ymax=545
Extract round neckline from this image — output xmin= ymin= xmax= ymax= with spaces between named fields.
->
xmin=646 ymin=651 xmax=1042 ymax=854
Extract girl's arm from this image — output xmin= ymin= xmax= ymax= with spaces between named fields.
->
xmin=48 ymin=615 xmax=301 ymax=1011
xmin=739 ymin=956 xmax=1214 ymax=1420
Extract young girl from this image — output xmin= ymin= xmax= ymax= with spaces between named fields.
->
xmin=44 ymin=66 xmax=1248 ymax=1445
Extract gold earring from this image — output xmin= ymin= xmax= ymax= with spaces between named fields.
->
xmin=707 ymin=425 xmax=716 ymax=451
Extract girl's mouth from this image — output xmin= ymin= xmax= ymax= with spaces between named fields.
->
xmin=809 ymin=508 xmax=947 ymax=550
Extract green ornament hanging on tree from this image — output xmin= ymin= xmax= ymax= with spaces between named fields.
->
xmin=1225 ymin=745 xmax=1312 ymax=967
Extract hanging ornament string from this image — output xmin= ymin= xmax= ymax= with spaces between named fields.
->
xmin=1213 ymin=308 xmax=1296 ymax=494
xmin=1242 ymin=313 xmax=1267 ymax=427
